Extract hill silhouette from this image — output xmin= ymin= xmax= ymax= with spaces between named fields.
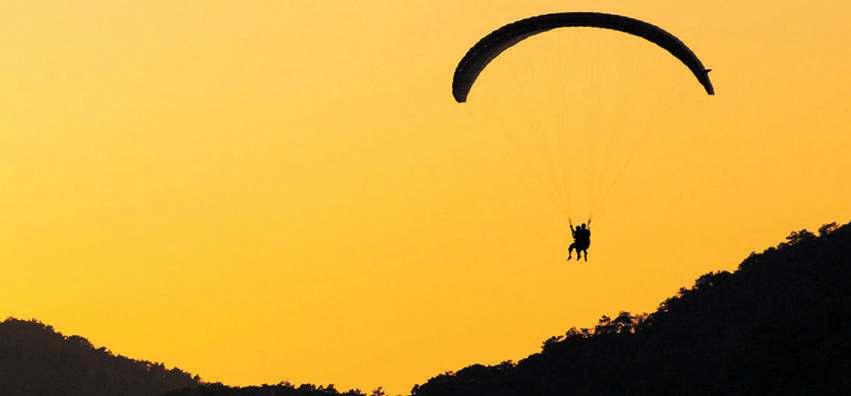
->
xmin=0 ymin=318 xmax=199 ymax=396
xmin=412 ymin=221 xmax=851 ymax=395
xmin=0 ymin=318 xmax=373 ymax=396
xmin=3 ymin=222 xmax=849 ymax=395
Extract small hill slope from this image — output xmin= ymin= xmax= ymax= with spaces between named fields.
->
xmin=0 ymin=318 xmax=199 ymax=396
xmin=412 ymin=222 xmax=851 ymax=396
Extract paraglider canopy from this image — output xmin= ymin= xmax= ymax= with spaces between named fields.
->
xmin=453 ymin=12 xmax=714 ymax=102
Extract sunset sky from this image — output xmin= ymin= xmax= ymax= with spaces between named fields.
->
xmin=2 ymin=1 xmax=850 ymax=394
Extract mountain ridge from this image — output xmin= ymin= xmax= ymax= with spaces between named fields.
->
xmin=411 ymin=221 xmax=851 ymax=395
xmin=2 ymin=221 xmax=848 ymax=395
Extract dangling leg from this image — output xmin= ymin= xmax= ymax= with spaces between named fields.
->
xmin=583 ymin=249 xmax=588 ymax=262
xmin=567 ymin=243 xmax=576 ymax=261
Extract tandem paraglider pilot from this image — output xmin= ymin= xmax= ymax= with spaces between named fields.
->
xmin=567 ymin=219 xmax=591 ymax=262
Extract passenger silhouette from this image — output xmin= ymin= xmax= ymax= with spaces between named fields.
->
xmin=567 ymin=225 xmax=579 ymax=260
xmin=567 ymin=219 xmax=592 ymax=262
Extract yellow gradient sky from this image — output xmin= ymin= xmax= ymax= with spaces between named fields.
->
xmin=2 ymin=1 xmax=850 ymax=394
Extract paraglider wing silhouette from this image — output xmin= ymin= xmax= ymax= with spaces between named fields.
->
xmin=452 ymin=12 xmax=714 ymax=102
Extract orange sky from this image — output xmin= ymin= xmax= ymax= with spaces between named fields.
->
xmin=1 ymin=1 xmax=850 ymax=394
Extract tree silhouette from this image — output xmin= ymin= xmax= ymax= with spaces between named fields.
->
xmin=412 ymin=222 xmax=851 ymax=396
xmin=3 ymin=221 xmax=849 ymax=396
xmin=162 ymin=381 xmax=366 ymax=396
